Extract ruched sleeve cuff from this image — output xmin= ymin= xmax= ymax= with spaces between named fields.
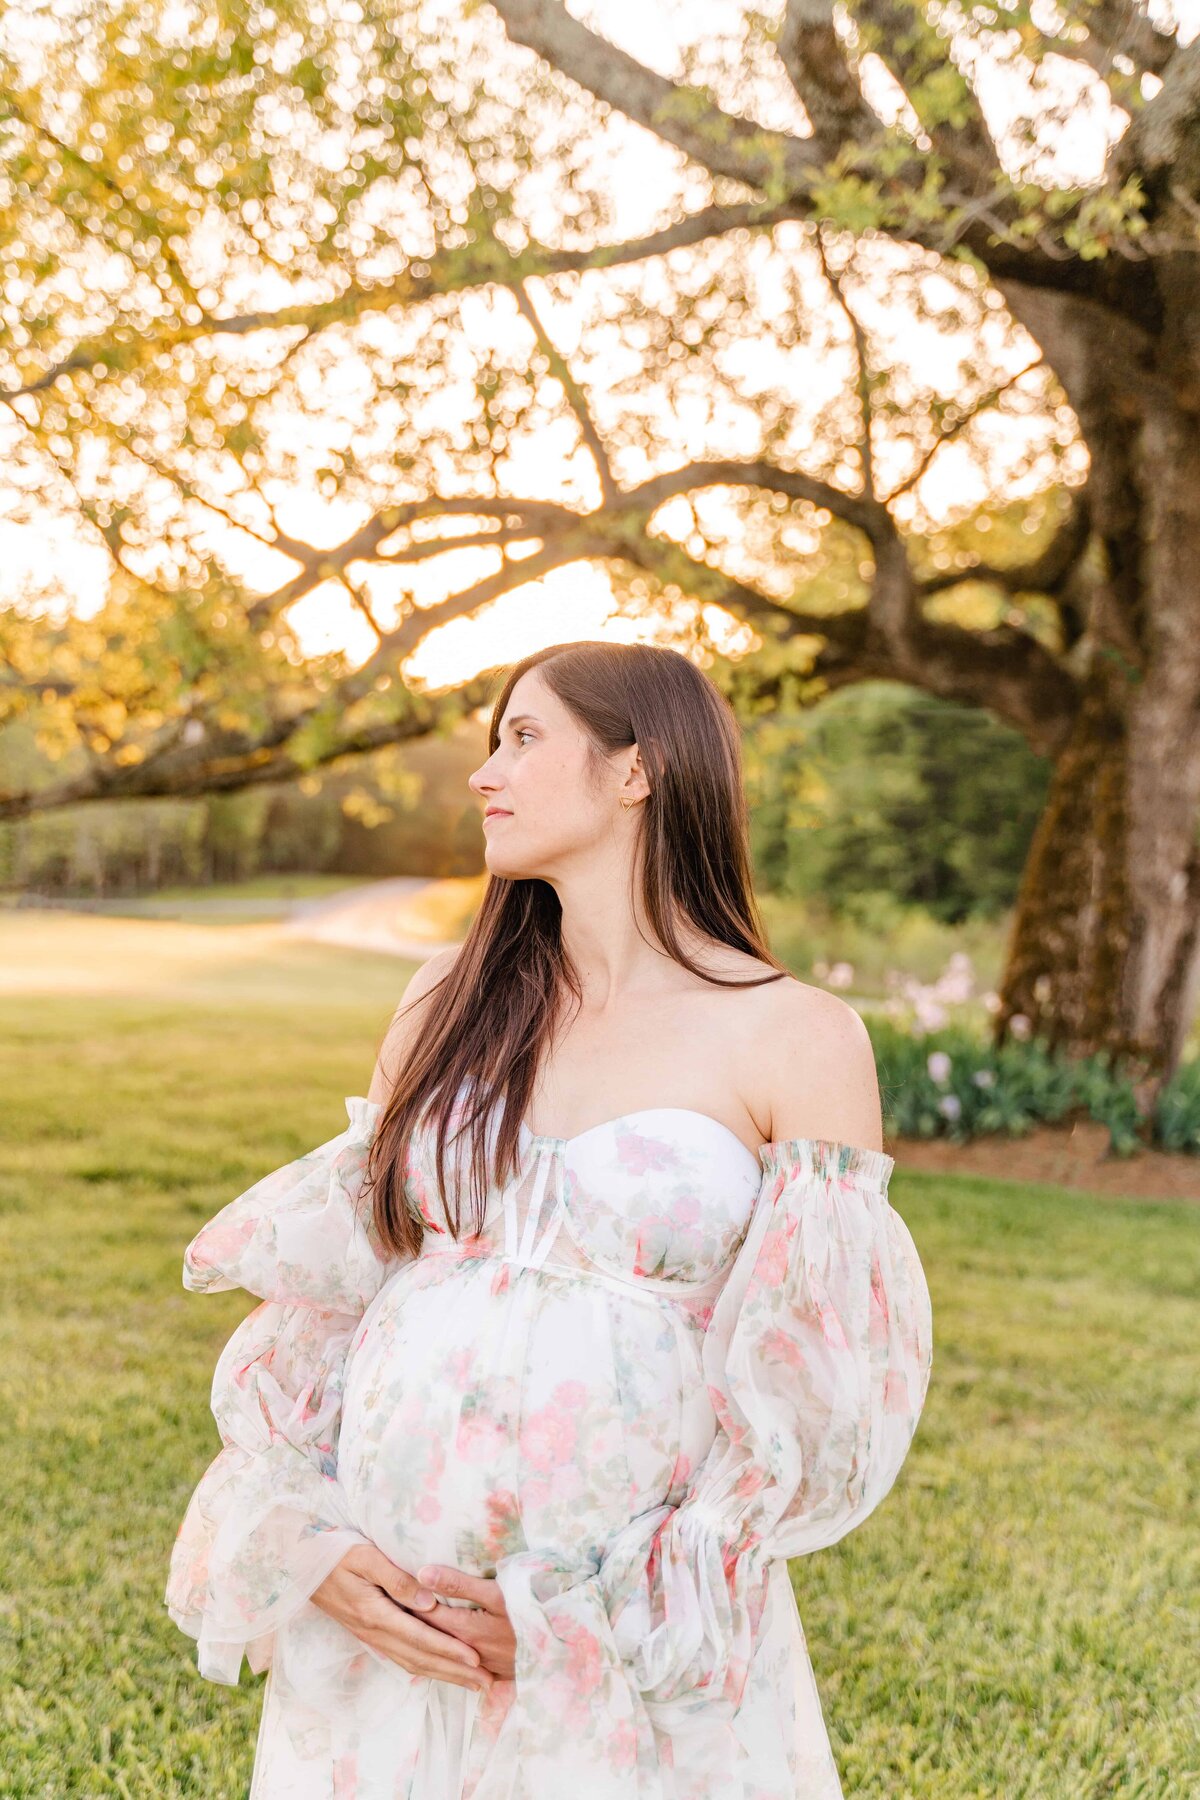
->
xmin=491 ymin=1139 xmax=933 ymax=1766
xmin=165 ymin=1099 xmax=399 ymax=1686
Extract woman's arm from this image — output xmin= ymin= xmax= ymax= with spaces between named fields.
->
xmin=166 ymin=947 xmax=493 ymax=1700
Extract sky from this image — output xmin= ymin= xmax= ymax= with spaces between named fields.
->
xmin=2 ymin=0 xmax=1194 ymax=692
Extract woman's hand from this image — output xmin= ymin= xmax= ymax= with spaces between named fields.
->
xmin=412 ymin=1563 xmax=518 ymax=1681
xmin=309 ymin=1544 xmax=495 ymax=1694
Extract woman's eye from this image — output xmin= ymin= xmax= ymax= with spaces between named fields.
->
xmin=517 ymin=730 xmax=535 ymax=745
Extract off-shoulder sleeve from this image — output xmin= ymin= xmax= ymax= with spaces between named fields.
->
xmin=491 ymin=1139 xmax=933 ymax=1771
xmin=164 ymin=1097 xmax=398 ymax=1687
xmin=605 ymin=1138 xmax=932 ymax=1717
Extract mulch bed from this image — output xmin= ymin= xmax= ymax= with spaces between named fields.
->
xmin=888 ymin=1119 xmax=1200 ymax=1202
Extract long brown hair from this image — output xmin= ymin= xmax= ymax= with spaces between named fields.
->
xmin=365 ymin=640 xmax=789 ymax=1259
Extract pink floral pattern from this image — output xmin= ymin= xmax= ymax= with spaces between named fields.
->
xmin=166 ymin=1088 xmax=933 ymax=1799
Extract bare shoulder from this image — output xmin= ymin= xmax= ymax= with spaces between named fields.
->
xmin=756 ymin=976 xmax=884 ymax=1153
xmin=367 ymin=945 xmax=462 ymax=1106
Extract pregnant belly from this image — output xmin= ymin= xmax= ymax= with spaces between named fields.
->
xmin=336 ymin=1254 xmax=717 ymax=1579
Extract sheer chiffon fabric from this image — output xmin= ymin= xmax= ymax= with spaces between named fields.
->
xmin=166 ymin=1087 xmax=933 ymax=1798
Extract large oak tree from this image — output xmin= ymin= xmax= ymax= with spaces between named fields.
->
xmin=1 ymin=0 xmax=1197 ymax=1084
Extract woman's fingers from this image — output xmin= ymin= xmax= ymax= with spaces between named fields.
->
xmin=311 ymin=1550 xmax=494 ymax=1690
xmin=419 ymin=1600 xmax=499 ymax=1656
xmin=348 ymin=1585 xmax=482 ymax=1665
xmin=420 ymin=1600 xmax=484 ymax=1644
xmin=416 ymin=1563 xmax=504 ymax=1615
xmin=340 ymin=1543 xmax=439 ymax=1612
xmin=423 ymin=1607 xmax=516 ymax=1680
xmin=373 ymin=1558 xmax=439 ymax=1612
xmin=382 ymin=1603 xmax=484 ymax=1668
xmin=357 ymin=1597 xmax=495 ymax=1690
xmin=412 ymin=1571 xmax=517 ymax=1680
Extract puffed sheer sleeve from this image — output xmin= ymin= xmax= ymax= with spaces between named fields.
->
xmin=492 ymin=1138 xmax=933 ymax=1777
xmin=164 ymin=1096 xmax=397 ymax=1687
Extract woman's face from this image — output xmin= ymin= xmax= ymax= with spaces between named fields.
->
xmin=468 ymin=670 xmax=632 ymax=879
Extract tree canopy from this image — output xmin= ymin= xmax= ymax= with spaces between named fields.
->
xmin=4 ymin=0 xmax=1188 ymax=816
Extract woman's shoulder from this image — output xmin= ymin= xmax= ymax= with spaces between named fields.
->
xmin=753 ymin=976 xmax=884 ymax=1153
xmin=399 ymin=944 xmax=464 ymax=1007
xmin=368 ymin=946 xmax=465 ymax=1106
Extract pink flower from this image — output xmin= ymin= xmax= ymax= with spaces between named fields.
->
xmin=759 ymin=1324 xmax=804 ymax=1368
xmin=332 ymin=1753 xmax=358 ymax=1798
xmin=733 ymin=1463 xmax=766 ymax=1501
xmin=757 ymin=1220 xmax=794 ymax=1289
xmin=476 ymin=1677 xmax=515 ymax=1732
xmin=560 ymin=1618 xmax=604 ymax=1697
xmin=883 ymin=1368 xmax=911 ymax=1414
xmin=668 ymin=1451 xmax=694 ymax=1488
xmin=633 ymin=1223 xmax=668 ymax=1278
xmin=815 ymin=1296 xmax=848 ymax=1350
xmin=707 ymin=1390 xmax=751 ymax=1447
xmin=520 ymin=1405 xmax=577 ymax=1471
xmin=483 ymin=1489 xmax=522 ymax=1559
xmin=615 ymin=1129 xmax=678 ymax=1177
xmin=456 ymin=1409 xmax=508 ymax=1461
xmin=609 ymin=1719 xmax=638 ymax=1769
xmin=414 ymin=1491 xmax=441 ymax=1524
xmin=189 ymin=1215 xmax=255 ymax=1270
xmin=869 ymin=1260 xmax=891 ymax=1347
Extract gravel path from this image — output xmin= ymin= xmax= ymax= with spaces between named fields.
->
xmin=279 ymin=876 xmax=461 ymax=961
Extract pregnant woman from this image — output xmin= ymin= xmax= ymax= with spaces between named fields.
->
xmin=166 ymin=639 xmax=934 ymax=1799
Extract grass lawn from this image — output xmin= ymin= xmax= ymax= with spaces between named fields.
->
xmin=1 ymin=913 xmax=1196 ymax=1798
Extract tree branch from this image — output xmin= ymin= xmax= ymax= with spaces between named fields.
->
xmin=0 ymin=675 xmax=501 ymax=819
xmin=915 ymin=487 xmax=1093 ymax=602
xmin=334 ymin=534 xmax=614 ymax=704
xmin=2 ymin=91 xmax=199 ymax=309
xmin=884 ymin=356 xmax=1047 ymax=504
xmin=813 ymin=228 xmax=876 ymax=502
xmin=513 ymin=281 xmax=619 ymax=504
xmin=620 ymin=458 xmax=891 ymax=544
xmin=853 ymin=0 xmax=1004 ymax=193
xmin=5 ymin=445 xmax=1088 ymax=814
xmin=1111 ymin=36 xmax=1200 ymax=216
xmin=777 ymin=0 xmax=877 ymax=148
xmin=243 ymin=496 xmax=578 ymax=626
xmin=239 ymin=461 xmax=894 ymax=633
xmin=1047 ymin=0 xmax=1178 ymax=83
xmin=486 ymin=0 xmax=1117 ymax=304
xmin=489 ymin=0 xmax=819 ymax=193
xmin=0 ymin=199 xmax=800 ymax=407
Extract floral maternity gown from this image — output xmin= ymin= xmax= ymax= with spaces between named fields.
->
xmin=165 ymin=1078 xmax=934 ymax=1799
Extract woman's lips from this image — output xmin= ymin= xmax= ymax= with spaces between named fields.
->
xmin=483 ymin=810 xmax=512 ymax=822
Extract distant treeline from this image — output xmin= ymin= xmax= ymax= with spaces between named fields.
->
xmin=1 ymin=684 xmax=1047 ymax=919
xmin=746 ymin=684 xmax=1049 ymax=925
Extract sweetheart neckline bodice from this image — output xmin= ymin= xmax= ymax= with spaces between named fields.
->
xmin=517 ymin=1105 xmax=763 ymax=1171
xmin=348 ymin=1091 xmax=895 ymax=1187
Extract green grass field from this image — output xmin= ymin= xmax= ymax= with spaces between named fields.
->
xmin=1 ymin=913 xmax=1196 ymax=1797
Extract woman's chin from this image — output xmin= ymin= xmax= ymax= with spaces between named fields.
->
xmin=485 ymin=847 xmax=537 ymax=881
